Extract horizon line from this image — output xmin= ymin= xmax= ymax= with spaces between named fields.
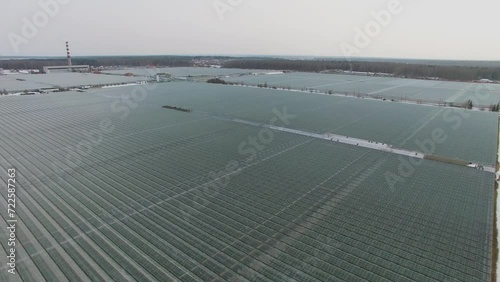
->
xmin=1 ymin=54 xmax=500 ymax=63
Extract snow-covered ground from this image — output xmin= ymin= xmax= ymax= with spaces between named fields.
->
xmin=219 ymin=116 xmax=426 ymax=160
xmin=216 ymin=114 xmax=496 ymax=173
xmin=224 ymin=83 xmax=495 ymax=111
xmin=101 ymin=82 xmax=147 ymax=88
xmin=223 ymin=84 xmax=487 ymax=111
xmin=211 ymin=112 xmax=498 ymax=172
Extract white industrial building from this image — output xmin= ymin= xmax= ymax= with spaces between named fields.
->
xmin=43 ymin=65 xmax=90 ymax=74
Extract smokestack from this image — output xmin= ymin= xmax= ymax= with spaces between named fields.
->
xmin=66 ymin=41 xmax=72 ymax=66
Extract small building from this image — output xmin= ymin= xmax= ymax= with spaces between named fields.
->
xmin=155 ymin=73 xmax=172 ymax=82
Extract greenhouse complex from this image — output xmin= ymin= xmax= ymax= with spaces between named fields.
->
xmin=0 ymin=71 xmax=498 ymax=281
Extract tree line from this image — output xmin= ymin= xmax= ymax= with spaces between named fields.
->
xmin=223 ymin=59 xmax=500 ymax=81
xmin=4 ymin=56 xmax=500 ymax=82
xmin=0 ymin=56 xmax=195 ymax=71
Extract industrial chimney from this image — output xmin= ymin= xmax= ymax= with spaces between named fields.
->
xmin=66 ymin=41 xmax=72 ymax=66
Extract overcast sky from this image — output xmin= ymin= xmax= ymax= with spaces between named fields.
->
xmin=1 ymin=0 xmax=499 ymax=60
